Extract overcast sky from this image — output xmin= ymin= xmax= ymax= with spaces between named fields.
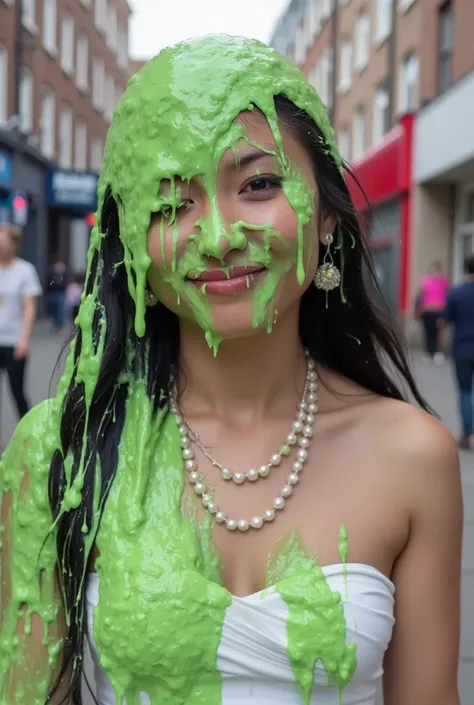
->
xmin=129 ymin=0 xmax=290 ymax=60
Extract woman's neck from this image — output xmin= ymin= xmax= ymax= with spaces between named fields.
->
xmin=178 ymin=308 xmax=307 ymax=425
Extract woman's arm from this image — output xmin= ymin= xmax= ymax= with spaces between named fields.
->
xmin=0 ymin=404 xmax=69 ymax=703
xmin=383 ymin=412 xmax=462 ymax=705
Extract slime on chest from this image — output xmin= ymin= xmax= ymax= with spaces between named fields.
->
xmin=0 ymin=34 xmax=355 ymax=705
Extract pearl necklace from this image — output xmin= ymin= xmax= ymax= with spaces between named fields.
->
xmin=170 ymin=353 xmax=317 ymax=532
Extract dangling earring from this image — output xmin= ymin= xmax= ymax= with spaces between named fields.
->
xmin=145 ymin=289 xmax=158 ymax=307
xmin=314 ymin=233 xmax=341 ymax=308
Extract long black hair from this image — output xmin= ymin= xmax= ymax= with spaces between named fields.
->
xmin=48 ymin=94 xmax=428 ymax=703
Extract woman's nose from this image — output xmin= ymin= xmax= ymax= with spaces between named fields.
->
xmin=194 ymin=199 xmax=247 ymax=261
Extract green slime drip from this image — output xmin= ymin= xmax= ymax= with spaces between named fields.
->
xmin=0 ymin=35 xmax=354 ymax=704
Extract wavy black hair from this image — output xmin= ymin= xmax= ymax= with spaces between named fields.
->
xmin=47 ymin=94 xmax=428 ymax=703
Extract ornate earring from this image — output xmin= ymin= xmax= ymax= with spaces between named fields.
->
xmin=314 ymin=233 xmax=341 ymax=308
xmin=145 ymin=289 xmax=158 ymax=307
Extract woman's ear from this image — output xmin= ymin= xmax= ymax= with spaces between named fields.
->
xmin=318 ymin=214 xmax=337 ymax=245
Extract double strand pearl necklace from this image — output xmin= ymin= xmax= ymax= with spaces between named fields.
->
xmin=170 ymin=352 xmax=318 ymax=532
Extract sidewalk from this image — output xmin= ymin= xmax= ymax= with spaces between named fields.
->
xmin=1 ymin=331 xmax=473 ymax=701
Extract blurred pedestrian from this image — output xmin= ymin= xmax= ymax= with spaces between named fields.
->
xmin=0 ymin=223 xmax=42 ymax=419
xmin=416 ymin=261 xmax=450 ymax=364
xmin=46 ymin=258 xmax=70 ymax=332
xmin=65 ymin=273 xmax=84 ymax=325
xmin=441 ymin=254 xmax=474 ymax=449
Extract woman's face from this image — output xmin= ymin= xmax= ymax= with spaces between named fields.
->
xmin=146 ymin=109 xmax=335 ymax=343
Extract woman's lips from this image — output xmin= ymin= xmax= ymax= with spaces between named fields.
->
xmin=187 ymin=265 xmax=266 ymax=295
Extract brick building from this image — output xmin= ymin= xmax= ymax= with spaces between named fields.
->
xmin=271 ymin=0 xmax=474 ymax=323
xmin=0 ymin=0 xmax=131 ymax=278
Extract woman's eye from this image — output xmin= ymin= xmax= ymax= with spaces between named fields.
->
xmin=243 ymin=176 xmax=283 ymax=194
xmin=159 ymin=200 xmax=193 ymax=222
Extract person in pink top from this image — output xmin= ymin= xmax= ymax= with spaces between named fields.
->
xmin=417 ymin=261 xmax=450 ymax=364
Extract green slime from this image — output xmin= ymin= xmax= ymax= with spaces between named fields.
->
xmin=0 ymin=35 xmax=355 ymax=704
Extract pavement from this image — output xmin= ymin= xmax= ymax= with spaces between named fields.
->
xmin=1 ymin=327 xmax=473 ymax=702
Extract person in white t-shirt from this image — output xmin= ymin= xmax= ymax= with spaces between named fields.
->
xmin=0 ymin=223 xmax=42 ymax=418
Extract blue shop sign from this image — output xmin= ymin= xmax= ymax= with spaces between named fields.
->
xmin=0 ymin=150 xmax=13 ymax=189
xmin=46 ymin=169 xmax=99 ymax=211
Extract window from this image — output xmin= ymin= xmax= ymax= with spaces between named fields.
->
xmin=19 ymin=68 xmax=34 ymax=133
xmin=465 ymin=191 xmax=474 ymax=225
xmin=40 ymin=87 xmax=56 ymax=158
xmin=117 ymin=26 xmax=129 ymax=70
xmin=309 ymin=0 xmax=322 ymax=38
xmin=104 ymin=73 xmax=116 ymax=123
xmin=74 ymin=120 xmax=88 ymax=170
xmin=92 ymin=58 xmax=105 ymax=110
xmin=42 ymin=0 xmax=57 ymax=53
xmin=22 ymin=0 xmax=36 ymax=30
xmin=438 ymin=2 xmax=452 ymax=94
xmin=338 ymin=128 xmax=351 ymax=162
xmin=90 ymin=138 xmax=104 ymax=171
xmin=0 ymin=44 xmax=7 ymax=124
xmin=59 ymin=105 xmax=73 ymax=168
xmin=355 ymin=12 xmax=371 ymax=71
xmin=352 ymin=107 xmax=366 ymax=161
xmin=76 ymin=35 xmax=89 ymax=90
xmin=373 ymin=85 xmax=390 ymax=145
xmin=94 ymin=0 xmax=107 ymax=33
xmin=321 ymin=0 xmax=332 ymax=22
xmin=375 ymin=0 xmax=393 ymax=43
xmin=398 ymin=53 xmax=419 ymax=112
xmin=338 ymin=38 xmax=353 ymax=93
xmin=107 ymin=5 xmax=118 ymax=53
xmin=60 ymin=13 xmax=75 ymax=74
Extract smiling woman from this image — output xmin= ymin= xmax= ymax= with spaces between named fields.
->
xmin=0 ymin=34 xmax=462 ymax=705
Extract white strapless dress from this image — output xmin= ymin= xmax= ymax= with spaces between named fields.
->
xmin=85 ymin=564 xmax=394 ymax=704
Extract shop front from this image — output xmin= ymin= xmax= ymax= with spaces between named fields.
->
xmin=347 ymin=114 xmax=415 ymax=315
xmin=0 ymin=148 xmax=13 ymax=223
xmin=45 ymin=169 xmax=99 ymax=274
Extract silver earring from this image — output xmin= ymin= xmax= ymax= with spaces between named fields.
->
xmin=145 ymin=289 xmax=158 ymax=307
xmin=314 ymin=233 xmax=341 ymax=291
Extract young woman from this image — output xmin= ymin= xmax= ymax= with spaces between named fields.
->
xmin=0 ymin=36 xmax=462 ymax=705
xmin=417 ymin=261 xmax=450 ymax=364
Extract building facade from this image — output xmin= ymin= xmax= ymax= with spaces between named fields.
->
xmin=271 ymin=0 xmax=473 ymax=322
xmin=0 ymin=0 xmax=131 ymax=278
xmin=412 ymin=0 xmax=474 ymax=300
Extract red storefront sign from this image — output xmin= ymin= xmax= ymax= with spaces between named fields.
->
xmin=346 ymin=113 xmax=414 ymax=312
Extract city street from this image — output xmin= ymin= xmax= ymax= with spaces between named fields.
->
xmin=0 ymin=328 xmax=473 ymax=702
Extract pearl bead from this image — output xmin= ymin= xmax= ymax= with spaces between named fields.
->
xmin=189 ymin=471 xmax=200 ymax=484
xmin=181 ymin=436 xmax=190 ymax=448
xmin=226 ymin=519 xmax=238 ymax=531
xmin=271 ymin=454 xmax=282 ymax=467
xmin=194 ymin=482 xmax=206 ymax=495
xmin=292 ymin=420 xmax=303 ymax=434
xmin=287 ymin=433 xmax=297 ymax=446
xmin=309 ymin=370 xmax=317 ymax=380
xmin=215 ymin=512 xmax=226 ymax=523
xmin=293 ymin=461 xmax=303 ymax=473
xmin=299 ymin=437 xmax=310 ymax=449
xmin=273 ymin=497 xmax=285 ymax=510
xmin=306 ymin=413 xmax=315 ymax=425
xmin=281 ymin=485 xmax=292 ymax=498
xmin=202 ymin=493 xmax=212 ymax=507
xmin=182 ymin=448 xmax=194 ymax=460
xmin=303 ymin=426 xmax=313 ymax=437
xmin=207 ymin=502 xmax=217 ymax=515
xmin=299 ymin=402 xmax=308 ymax=411
xmin=264 ymin=509 xmax=276 ymax=522
xmin=280 ymin=444 xmax=291 ymax=457
xmin=298 ymin=411 xmax=307 ymax=421
xmin=177 ymin=422 xmax=185 ymax=433
xmin=222 ymin=468 xmax=232 ymax=481
xmin=308 ymin=359 xmax=315 ymax=369
xmin=259 ymin=465 xmax=270 ymax=477
xmin=308 ymin=393 xmax=317 ymax=403
xmin=247 ymin=468 xmax=259 ymax=482
xmin=297 ymin=449 xmax=308 ymax=462
xmin=185 ymin=459 xmax=196 ymax=471
xmin=288 ymin=473 xmax=299 ymax=485
xmin=233 ymin=472 xmax=246 ymax=485
xmin=309 ymin=382 xmax=317 ymax=392
xmin=237 ymin=519 xmax=250 ymax=532
xmin=308 ymin=403 xmax=318 ymax=413
xmin=251 ymin=516 xmax=264 ymax=529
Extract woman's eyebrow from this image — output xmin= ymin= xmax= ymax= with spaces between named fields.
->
xmin=230 ymin=150 xmax=278 ymax=169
